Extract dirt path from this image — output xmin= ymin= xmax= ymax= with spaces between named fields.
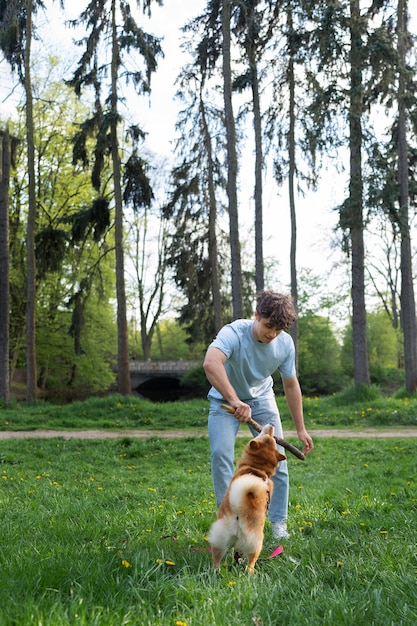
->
xmin=0 ymin=428 xmax=416 ymax=440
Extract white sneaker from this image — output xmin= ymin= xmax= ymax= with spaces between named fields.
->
xmin=271 ymin=521 xmax=290 ymax=539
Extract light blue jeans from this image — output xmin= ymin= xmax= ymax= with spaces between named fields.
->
xmin=208 ymin=394 xmax=289 ymax=523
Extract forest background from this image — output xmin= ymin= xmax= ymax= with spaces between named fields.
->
xmin=0 ymin=0 xmax=416 ymax=403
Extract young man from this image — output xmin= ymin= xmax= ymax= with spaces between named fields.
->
xmin=203 ymin=290 xmax=314 ymax=539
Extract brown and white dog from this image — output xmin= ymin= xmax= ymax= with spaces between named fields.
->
xmin=208 ymin=424 xmax=286 ymax=573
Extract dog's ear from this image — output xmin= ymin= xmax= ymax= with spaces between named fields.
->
xmin=277 ymin=451 xmax=286 ymax=462
xmin=249 ymin=439 xmax=261 ymax=451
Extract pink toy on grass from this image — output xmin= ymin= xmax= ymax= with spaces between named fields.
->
xmin=269 ymin=545 xmax=284 ymax=558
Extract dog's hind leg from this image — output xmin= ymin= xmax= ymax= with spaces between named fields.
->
xmin=246 ymin=548 xmax=262 ymax=574
xmin=209 ymin=518 xmax=232 ymax=570
xmin=211 ymin=546 xmax=226 ymax=570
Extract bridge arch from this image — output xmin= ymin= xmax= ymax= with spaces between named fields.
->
xmin=129 ymin=360 xmax=201 ymax=401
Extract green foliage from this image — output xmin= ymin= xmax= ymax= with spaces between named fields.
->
xmin=370 ymin=366 xmax=405 ymax=394
xmin=0 ymin=435 xmax=415 ymax=625
xmin=0 ymin=0 xmax=45 ymax=78
xmin=67 ymin=196 xmax=111 ymax=243
xmin=123 ymin=150 xmax=154 ymax=210
xmin=297 ymin=313 xmax=346 ymax=395
xmin=68 ymin=0 xmax=163 ymax=189
xmin=6 ymin=72 xmax=120 ymax=400
xmin=366 ymin=309 xmax=400 ymax=367
xmin=35 ymin=226 xmax=69 ymax=277
xmin=36 ymin=296 xmax=117 ymax=402
xmin=179 ymin=365 xmax=210 ymax=394
xmin=163 ymin=57 xmax=234 ymax=346
xmin=341 ymin=309 xmax=401 ymax=377
xmin=292 ymin=269 xmax=351 ymax=395
xmin=331 ymin=383 xmax=381 ymax=405
xmin=130 ymin=319 xmax=206 ymax=361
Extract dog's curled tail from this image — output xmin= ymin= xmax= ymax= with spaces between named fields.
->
xmin=229 ymin=474 xmax=270 ymax=514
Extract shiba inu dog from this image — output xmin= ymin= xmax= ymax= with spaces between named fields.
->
xmin=208 ymin=424 xmax=286 ymax=573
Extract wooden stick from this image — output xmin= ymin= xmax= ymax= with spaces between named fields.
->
xmin=220 ymin=403 xmax=305 ymax=461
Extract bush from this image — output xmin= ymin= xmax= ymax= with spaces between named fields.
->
xmin=297 ymin=314 xmax=346 ymax=395
xmin=331 ymin=383 xmax=381 ymax=406
xmin=370 ymin=366 xmax=404 ymax=395
xmin=180 ymin=365 xmax=210 ymax=396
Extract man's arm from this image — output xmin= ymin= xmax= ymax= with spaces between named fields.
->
xmin=282 ymin=376 xmax=314 ymax=455
xmin=203 ymin=346 xmax=251 ymax=421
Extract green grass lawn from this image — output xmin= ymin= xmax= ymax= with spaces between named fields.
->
xmin=1 ymin=391 xmax=417 ymax=433
xmin=0 ymin=434 xmax=416 ymax=625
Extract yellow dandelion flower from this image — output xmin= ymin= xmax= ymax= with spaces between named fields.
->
xmin=122 ymin=560 xmax=131 ymax=568
xmin=165 ymin=560 xmax=175 ymax=566
xmin=337 ymin=561 xmax=343 ymax=567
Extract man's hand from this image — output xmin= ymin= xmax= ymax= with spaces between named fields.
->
xmin=221 ymin=401 xmax=252 ymax=423
xmin=229 ymin=400 xmax=252 ymax=423
xmin=297 ymin=428 xmax=314 ymax=455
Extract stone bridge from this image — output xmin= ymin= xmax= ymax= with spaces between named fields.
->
xmin=129 ymin=360 xmax=201 ymax=401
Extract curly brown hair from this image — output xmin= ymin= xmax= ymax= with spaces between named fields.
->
xmin=255 ymin=290 xmax=297 ymax=330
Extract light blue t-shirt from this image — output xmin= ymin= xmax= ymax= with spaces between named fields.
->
xmin=207 ymin=319 xmax=296 ymax=401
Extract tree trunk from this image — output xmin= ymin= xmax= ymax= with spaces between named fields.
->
xmin=349 ymin=0 xmax=370 ymax=386
xmin=287 ymin=6 xmax=298 ymax=365
xmin=111 ymin=0 xmax=131 ymax=394
xmin=247 ymin=18 xmax=264 ymax=293
xmin=130 ymin=208 xmax=166 ymax=361
xmin=25 ymin=0 xmax=38 ymax=401
xmin=397 ymin=0 xmax=417 ymax=392
xmin=0 ymin=130 xmax=10 ymax=401
xmin=200 ymin=90 xmax=223 ymax=332
xmin=141 ymin=324 xmax=153 ymax=361
xmin=222 ymin=0 xmax=243 ymax=318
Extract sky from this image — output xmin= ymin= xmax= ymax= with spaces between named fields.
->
xmin=1 ymin=0 xmax=413 ymax=309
